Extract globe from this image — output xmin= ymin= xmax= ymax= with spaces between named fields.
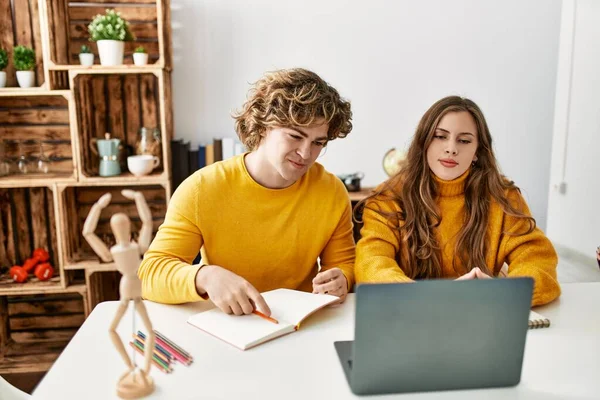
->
xmin=382 ymin=148 xmax=406 ymax=177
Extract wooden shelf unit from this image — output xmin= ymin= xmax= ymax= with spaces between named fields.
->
xmin=39 ymin=0 xmax=172 ymax=71
xmin=0 ymin=0 xmax=174 ymax=374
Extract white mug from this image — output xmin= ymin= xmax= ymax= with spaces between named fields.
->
xmin=127 ymin=155 xmax=160 ymax=177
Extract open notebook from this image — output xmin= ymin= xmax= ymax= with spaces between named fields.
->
xmin=187 ymin=289 xmax=340 ymax=350
xmin=529 ymin=310 xmax=551 ymax=329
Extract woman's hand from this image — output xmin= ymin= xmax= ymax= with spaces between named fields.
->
xmin=455 ymin=267 xmax=492 ymax=280
xmin=312 ymin=268 xmax=348 ymax=303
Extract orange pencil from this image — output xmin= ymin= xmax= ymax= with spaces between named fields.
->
xmin=128 ymin=342 xmax=172 ymax=373
xmin=252 ymin=310 xmax=278 ymax=324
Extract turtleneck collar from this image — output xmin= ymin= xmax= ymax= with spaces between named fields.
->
xmin=432 ymin=169 xmax=470 ymax=197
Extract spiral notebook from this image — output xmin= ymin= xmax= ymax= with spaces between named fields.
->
xmin=528 ymin=310 xmax=551 ymax=329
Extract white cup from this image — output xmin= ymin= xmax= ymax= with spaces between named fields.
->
xmin=127 ymin=155 xmax=159 ymax=177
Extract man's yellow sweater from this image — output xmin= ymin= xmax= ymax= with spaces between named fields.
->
xmin=139 ymin=154 xmax=355 ymax=304
xmin=355 ymin=171 xmax=560 ymax=306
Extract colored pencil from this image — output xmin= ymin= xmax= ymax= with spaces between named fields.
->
xmin=153 ymin=330 xmax=193 ymax=358
xmin=252 ymin=310 xmax=279 ymax=324
xmin=129 ymin=342 xmax=172 ymax=373
xmin=138 ymin=331 xmax=191 ymax=365
xmin=133 ymin=333 xmax=173 ymax=361
xmin=153 ymin=330 xmax=194 ymax=362
xmin=132 ymin=336 xmax=170 ymax=365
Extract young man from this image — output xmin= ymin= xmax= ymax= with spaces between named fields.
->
xmin=139 ymin=68 xmax=355 ymax=316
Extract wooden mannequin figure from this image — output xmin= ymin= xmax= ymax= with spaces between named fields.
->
xmin=109 ymin=212 xmax=156 ymax=399
xmin=81 ymin=190 xmax=156 ymax=399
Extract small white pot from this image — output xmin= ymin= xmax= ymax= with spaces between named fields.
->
xmin=16 ymin=71 xmax=35 ymax=88
xmin=133 ymin=53 xmax=149 ymax=66
xmin=79 ymin=53 xmax=94 ymax=66
xmin=0 ymin=71 xmax=6 ymax=88
xmin=97 ymin=40 xmax=124 ymax=66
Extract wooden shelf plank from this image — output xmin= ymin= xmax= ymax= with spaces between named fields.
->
xmin=77 ymin=171 xmax=169 ymax=186
xmin=0 ymin=283 xmax=86 ymax=297
xmin=0 ymin=87 xmax=69 ymax=97
xmin=0 ymin=276 xmax=62 ymax=296
xmin=64 ymin=259 xmax=117 ymax=272
xmin=0 ymin=173 xmax=76 ymax=188
xmin=50 ymin=64 xmax=163 ymax=74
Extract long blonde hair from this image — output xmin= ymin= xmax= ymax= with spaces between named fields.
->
xmin=356 ymin=96 xmax=535 ymax=279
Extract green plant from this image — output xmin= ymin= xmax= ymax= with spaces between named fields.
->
xmin=0 ymin=49 xmax=8 ymax=71
xmin=13 ymin=46 xmax=35 ymax=71
xmin=134 ymin=46 xmax=146 ymax=54
xmin=80 ymin=45 xmax=91 ymax=54
xmin=88 ymin=9 xmax=135 ymax=42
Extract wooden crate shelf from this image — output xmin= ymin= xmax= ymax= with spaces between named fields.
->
xmin=58 ymin=184 xmax=167 ymax=270
xmin=0 ymin=288 xmax=88 ymax=374
xmin=41 ymin=0 xmax=172 ymax=70
xmin=0 ymin=0 xmax=173 ymax=378
xmin=0 ymin=0 xmax=47 ymax=89
xmin=0 ymin=94 xmax=77 ymax=183
xmin=0 ymin=186 xmax=65 ymax=295
xmin=71 ymin=72 xmax=169 ymax=180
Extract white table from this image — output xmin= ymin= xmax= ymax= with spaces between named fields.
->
xmin=33 ymin=282 xmax=600 ymax=399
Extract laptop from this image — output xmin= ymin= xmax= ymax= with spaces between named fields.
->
xmin=335 ymin=278 xmax=533 ymax=395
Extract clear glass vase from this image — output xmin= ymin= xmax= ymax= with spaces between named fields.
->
xmin=135 ymin=127 xmax=162 ymax=167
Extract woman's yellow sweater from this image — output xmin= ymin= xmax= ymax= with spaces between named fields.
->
xmin=355 ymin=171 xmax=560 ymax=306
xmin=139 ymin=154 xmax=355 ymax=304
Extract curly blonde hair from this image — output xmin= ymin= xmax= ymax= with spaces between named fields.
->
xmin=233 ymin=68 xmax=352 ymax=151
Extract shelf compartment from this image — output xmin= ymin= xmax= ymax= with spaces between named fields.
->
xmin=58 ymin=184 xmax=167 ymax=270
xmin=72 ymin=73 xmax=168 ymax=180
xmin=0 ymin=186 xmax=65 ymax=294
xmin=0 ymin=0 xmax=47 ymax=89
xmin=41 ymin=0 xmax=171 ymax=69
xmin=0 ymin=288 xmax=87 ymax=374
xmin=0 ymin=94 xmax=77 ymax=183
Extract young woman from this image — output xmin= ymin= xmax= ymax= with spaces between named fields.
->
xmin=139 ymin=68 xmax=355 ymax=316
xmin=355 ymin=96 xmax=560 ymax=306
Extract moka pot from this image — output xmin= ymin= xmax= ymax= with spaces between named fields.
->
xmin=94 ymin=133 xmax=121 ymax=177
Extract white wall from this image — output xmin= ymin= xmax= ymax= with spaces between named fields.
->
xmin=547 ymin=0 xmax=600 ymax=256
xmin=170 ymin=0 xmax=561 ymax=229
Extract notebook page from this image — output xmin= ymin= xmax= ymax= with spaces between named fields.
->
xmin=529 ymin=310 xmax=549 ymax=322
xmin=262 ymin=289 xmax=339 ymax=327
xmin=187 ymin=309 xmax=294 ymax=350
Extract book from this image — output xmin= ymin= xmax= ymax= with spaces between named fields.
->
xmin=213 ymin=138 xmax=223 ymax=162
xmin=187 ymin=289 xmax=340 ymax=350
xmin=205 ymin=144 xmax=214 ymax=165
xmin=528 ymin=310 xmax=551 ymax=329
xmin=198 ymin=145 xmax=206 ymax=169
xmin=221 ymin=137 xmax=235 ymax=160
xmin=189 ymin=147 xmax=199 ymax=173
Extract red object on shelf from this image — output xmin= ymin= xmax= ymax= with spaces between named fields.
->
xmin=10 ymin=265 xmax=28 ymax=283
xmin=33 ymin=248 xmax=50 ymax=263
xmin=23 ymin=258 xmax=38 ymax=273
xmin=34 ymin=263 xmax=54 ymax=281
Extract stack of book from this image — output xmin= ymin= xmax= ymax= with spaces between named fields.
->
xmin=171 ymin=137 xmax=245 ymax=190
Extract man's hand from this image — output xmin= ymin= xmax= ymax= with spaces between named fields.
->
xmin=312 ymin=268 xmax=348 ymax=303
xmin=195 ymin=265 xmax=271 ymax=316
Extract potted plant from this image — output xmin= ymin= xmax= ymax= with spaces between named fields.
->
xmin=133 ymin=46 xmax=148 ymax=66
xmin=88 ymin=9 xmax=134 ymax=66
xmin=0 ymin=48 xmax=7 ymax=88
xmin=79 ymin=45 xmax=94 ymax=66
xmin=13 ymin=45 xmax=35 ymax=88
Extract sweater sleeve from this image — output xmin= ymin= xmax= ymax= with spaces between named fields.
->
xmin=319 ymin=199 xmax=356 ymax=291
xmin=355 ymin=197 xmax=413 ymax=284
xmin=502 ymin=190 xmax=561 ymax=306
xmin=138 ymin=175 xmax=205 ymax=304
